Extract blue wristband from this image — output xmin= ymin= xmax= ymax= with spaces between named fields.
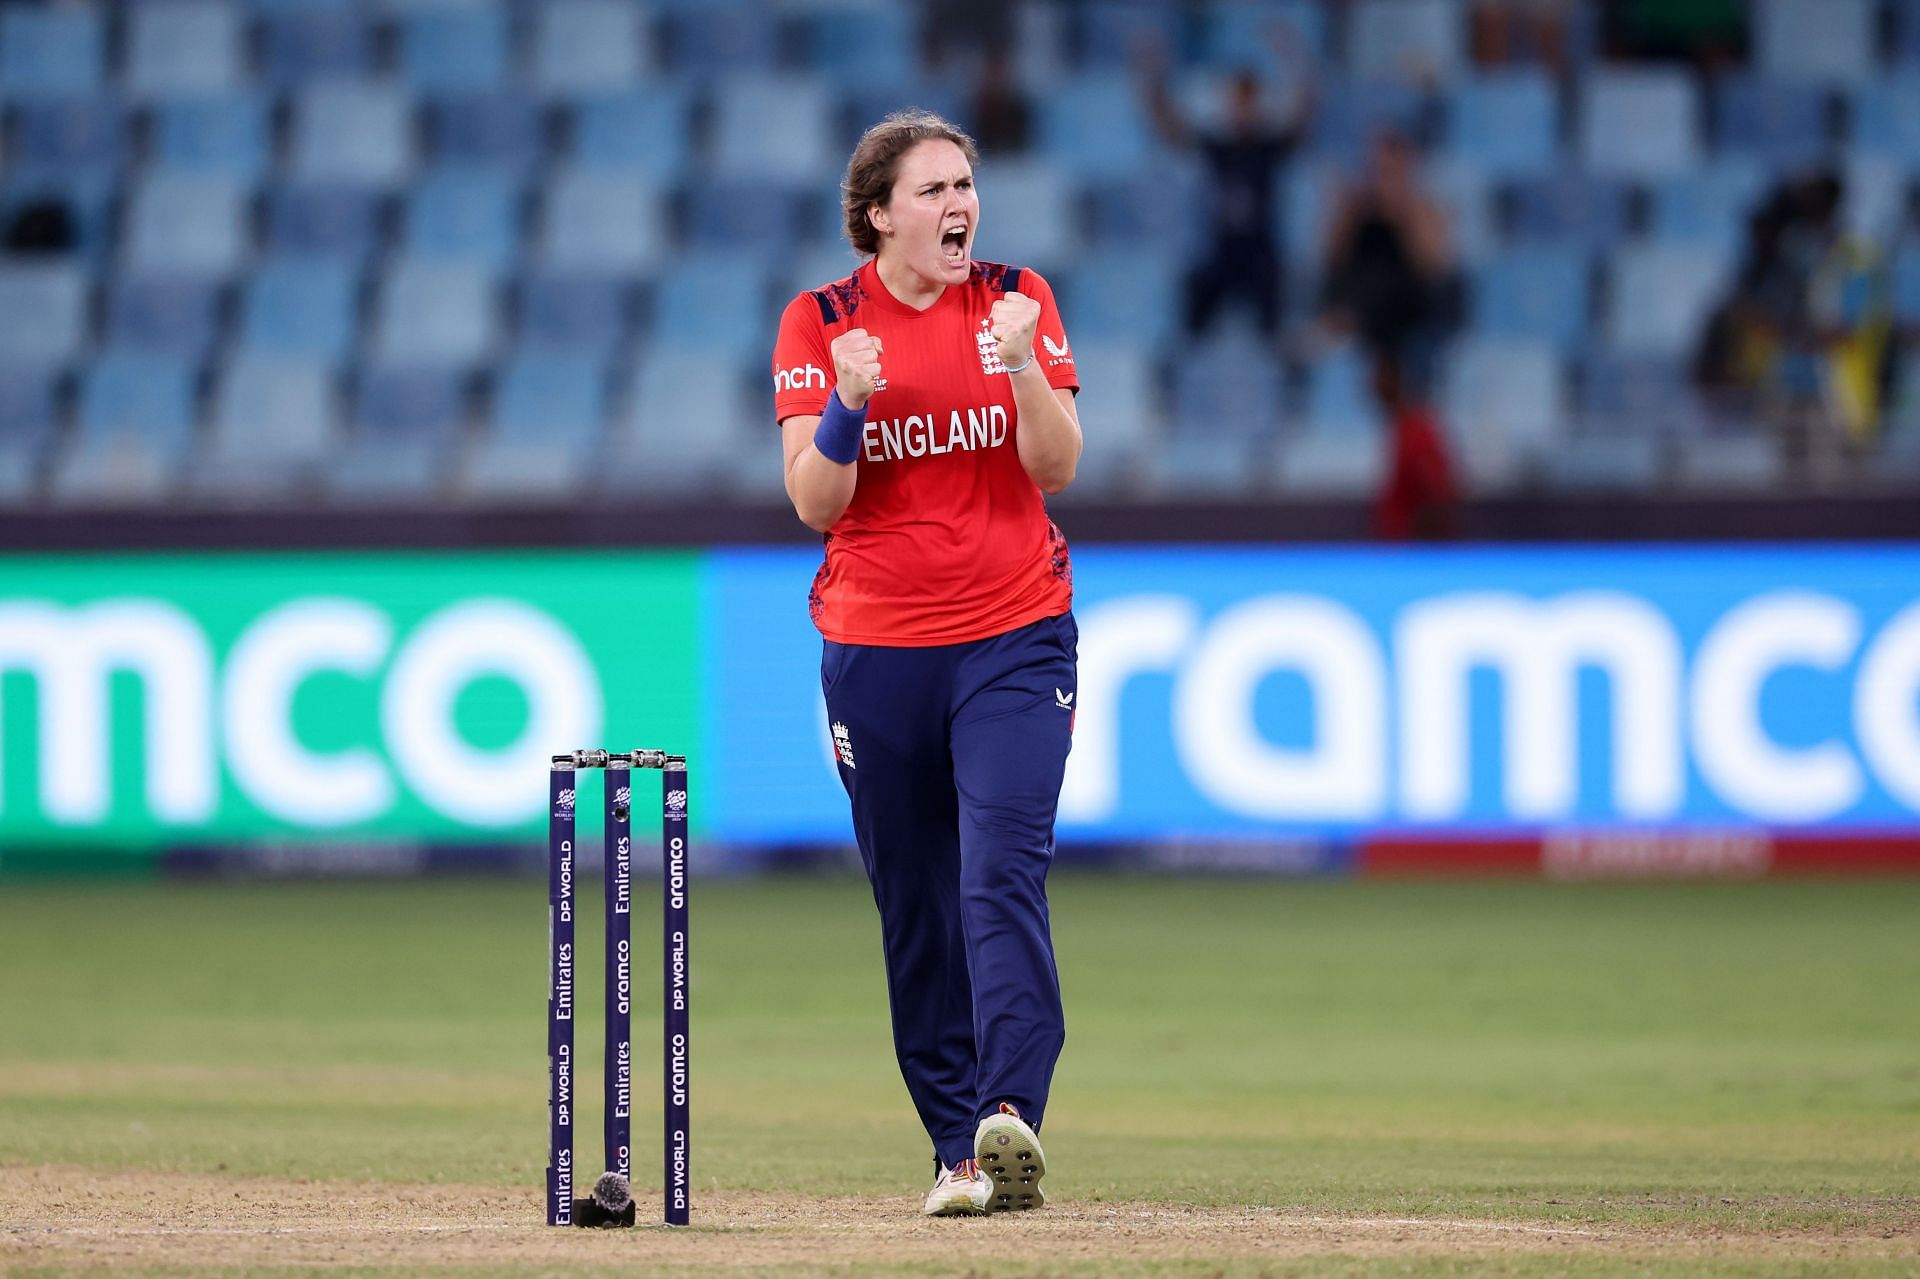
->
xmin=812 ymin=390 xmax=866 ymax=465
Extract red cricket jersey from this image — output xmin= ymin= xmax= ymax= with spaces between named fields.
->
xmin=772 ymin=258 xmax=1079 ymax=646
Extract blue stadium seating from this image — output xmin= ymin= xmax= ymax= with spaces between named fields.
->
xmin=374 ymin=260 xmax=500 ymax=366
xmin=608 ymin=352 xmax=755 ymax=493
xmin=1275 ymin=431 xmax=1385 ymax=495
xmin=11 ymin=99 xmax=126 ymax=180
xmin=1606 ymin=245 xmax=1734 ymax=358
xmin=1756 ymin=0 xmax=1873 ymax=83
xmin=291 ymin=83 xmax=414 ymax=186
xmin=242 ymin=259 xmax=361 ymax=361
xmin=803 ymin=4 xmax=914 ymax=83
xmin=1893 ymin=244 xmax=1920 ymax=326
xmin=0 ymin=265 xmax=89 ymax=365
xmin=261 ymin=10 xmax=373 ymax=85
xmin=531 ymin=1 xmax=644 ymax=96
xmin=569 ymin=89 xmax=692 ymax=181
xmin=0 ymin=365 xmax=60 ymax=454
xmin=108 ymin=274 xmax=227 ymax=358
xmin=1543 ymin=433 xmax=1663 ymax=492
xmin=1311 ymin=77 xmax=1428 ymax=161
xmin=404 ymin=169 xmax=522 ymax=269
xmin=1349 ymin=0 xmax=1464 ymax=82
xmin=1581 ymin=70 xmax=1701 ymax=178
xmin=538 ymin=172 xmax=666 ymax=275
xmin=202 ymin=356 xmax=339 ymax=486
xmin=267 ymin=184 xmax=386 ymax=262
xmin=1448 ymin=72 xmax=1558 ymax=178
xmin=660 ymin=6 xmax=777 ymax=73
xmin=1067 ymin=256 xmax=1180 ymax=350
xmin=78 ymin=353 xmax=197 ymax=447
xmin=0 ymin=172 xmax=116 ymax=262
xmin=710 ymin=76 xmax=835 ymax=183
xmin=1171 ymin=337 xmax=1283 ymax=440
xmin=1441 ymin=338 xmax=1565 ymax=488
xmin=123 ymin=176 xmax=249 ymax=276
xmin=1039 ymin=74 xmax=1159 ymax=181
xmin=401 ymin=6 xmax=510 ymax=93
xmin=153 ymin=92 xmax=270 ymax=179
xmin=1471 ymin=246 xmax=1592 ymax=352
xmin=516 ymin=272 xmax=629 ymax=359
xmin=968 ymin=160 xmax=1073 ymax=269
xmin=1077 ymin=2 xmax=1180 ymax=71
xmin=489 ymin=355 xmax=605 ymax=444
xmin=1712 ymin=75 xmax=1830 ymax=168
xmin=0 ymin=7 xmax=103 ymax=100
xmin=426 ymin=94 xmax=545 ymax=175
xmin=354 ymin=364 xmax=466 ymax=440
xmin=1506 ymin=173 xmax=1631 ymax=249
xmin=1853 ymin=76 xmax=1920 ymax=166
xmin=647 ymin=256 xmax=771 ymax=361
xmin=126 ymin=1 xmax=242 ymax=99
xmin=1649 ymin=164 xmax=1767 ymax=246
xmin=1064 ymin=342 xmax=1159 ymax=487
xmin=1195 ymin=1 xmax=1329 ymax=75
xmin=1302 ymin=345 xmax=1385 ymax=437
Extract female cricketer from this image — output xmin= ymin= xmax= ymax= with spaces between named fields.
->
xmin=771 ymin=110 xmax=1083 ymax=1216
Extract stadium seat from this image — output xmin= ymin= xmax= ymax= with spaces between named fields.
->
xmin=659 ymin=6 xmax=777 ymax=73
xmin=1141 ymin=432 xmax=1260 ymax=497
xmin=10 ymin=99 xmax=126 ymax=180
xmin=1471 ymin=246 xmax=1592 ymax=352
xmin=1038 ymin=74 xmax=1158 ymax=181
xmin=967 ymin=160 xmax=1073 ymax=270
xmin=1582 ymin=353 xmax=1706 ymax=435
xmin=1077 ymin=2 xmax=1181 ymax=71
xmin=1605 ymin=245 xmax=1733 ymax=358
xmin=126 ymin=1 xmax=242 ymax=99
xmin=426 ymin=94 xmax=545 ymax=174
xmin=1851 ymin=76 xmax=1920 ymax=167
xmin=1302 ymin=345 xmax=1385 ymax=437
xmin=1448 ymin=72 xmax=1558 ymax=179
xmin=531 ymin=1 xmax=644 ymax=96
xmin=1424 ymin=157 xmax=1495 ymax=269
xmin=1712 ymin=75 xmax=1830 ymax=168
xmin=373 ymin=259 xmax=501 ymax=365
xmin=1087 ymin=166 xmax=1205 ymax=259
xmin=1279 ymin=160 xmax=1337 ymax=270
xmin=1274 ymin=431 xmax=1385 ymax=496
xmin=0 ymin=7 xmax=103 ymax=100
xmin=260 ymin=9 xmax=373 ymax=85
xmin=568 ymin=89 xmax=692 ymax=181
xmin=780 ymin=244 xmax=864 ymax=306
xmin=1581 ymin=70 xmax=1700 ymax=179
xmin=199 ymin=355 xmax=340 ymax=491
xmin=537 ymin=172 xmax=666 ymax=275
xmin=605 ymin=352 xmax=754 ymax=493
xmin=1067 ymin=255 xmax=1179 ymax=350
xmin=1066 ymin=342 xmax=1160 ymax=489
xmin=0 ymin=364 xmax=61 ymax=463
xmin=331 ymin=364 xmax=462 ymax=503
xmin=1672 ymin=431 xmax=1784 ymax=490
xmin=1170 ymin=337 xmax=1283 ymax=440
xmin=291 ymin=83 xmax=414 ymax=186
xmin=0 ymin=264 xmax=89 ymax=364
xmin=404 ymin=168 xmax=523 ymax=269
xmin=1649 ymin=162 xmax=1767 ymax=246
xmin=108 ymin=274 xmax=227 ymax=358
xmin=1893 ymin=245 xmax=1920 ymax=327
xmin=647 ymin=255 xmax=771 ymax=361
xmin=1506 ymin=173 xmax=1630 ymax=249
xmin=683 ymin=182 xmax=807 ymax=251
xmin=1441 ymin=338 xmax=1566 ymax=488
xmin=241 ymin=258 xmax=362 ymax=361
xmin=1542 ymin=432 xmax=1663 ymax=492
xmin=267 ymin=184 xmax=386 ymax=261
xmin=1349 ymin=0 xmax=1464 ymax=81
xmin=77 ymin=352 xmax=198 ymax=449
xmin=152 ymin=92 xmax=270 ymax=179
xmin=710 ymin=76 xmax=834 ymax=183
xmin=1311 ymin=77 xmax=1428 ymax=162
xmin=0 ymin=172 xmax=115 ymax=262
xmin=123 ymin=175 xmax=249 ymax=276
xmin=1195 ymin=1 xmax=1329 ymax=74
xmin=516 ymin=272 xmax=630 ymax=359
xmin=248 ymin=0 xmax=358 ymax=13
xmin=1756 ymin=0 xmax=1873 ymax=83
xmin=1899 ymin=0 xmax=1920 ymax=65
xmin=802 ymin=3 xmax=913 ymax=82
xmin=401 ymin=6 xmax=509 ymax=93
xmin=484 ymin=355 xmax=606 ymax=451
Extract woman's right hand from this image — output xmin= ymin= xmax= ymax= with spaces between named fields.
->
xmin=831 ymin=328 xmax=885 ymax=409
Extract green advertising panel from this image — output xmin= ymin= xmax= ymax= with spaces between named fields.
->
xmin=0 ymin=550 xmax=701 ymax=849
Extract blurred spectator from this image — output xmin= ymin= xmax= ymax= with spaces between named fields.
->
xmin=1697 ymin=171 xmax=1891 ymax=472
xmin=921 ymin=0 xmax=1015 ymax=73
xmin=1139 ymin=29 xmax=1315 ymax=340
xmin=2 ymin=196 xmax=76 ymax=256
xmin=1319 ymin=131 xmax=1457 ymax=389
xmin=1470 ymin=0 xmax=1572 ymax=74
xmin=968 ymin=42 xmax=1030 ymax=155
xmin=1372 ymin=355 xmax=1459 ymax=540
xmin=1603 ymin=0 xmax=1746 ymax=70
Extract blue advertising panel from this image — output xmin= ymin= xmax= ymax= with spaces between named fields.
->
xmin=704 ymin=546 xmax=1920 ymax=843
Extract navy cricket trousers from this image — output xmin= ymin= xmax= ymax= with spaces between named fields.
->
xmin=821 ymin=611 xmax=1076 ymax=1170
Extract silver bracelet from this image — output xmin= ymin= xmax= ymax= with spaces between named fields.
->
xmin=1003 ymin=352 xmax=1033 ymax=374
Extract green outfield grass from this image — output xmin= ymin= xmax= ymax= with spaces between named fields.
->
xmin=1 ymin=874 xmax=1916 ymax=1277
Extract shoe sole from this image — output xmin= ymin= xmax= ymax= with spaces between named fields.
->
xmin=974 ymin=1116 xmax=1047 ymax=1212
xmin=923 ymin=1194 xmax=989 ymax=1218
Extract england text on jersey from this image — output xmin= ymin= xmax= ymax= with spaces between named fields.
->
xmin=863 ymin=405 xmax=1009 ymax=463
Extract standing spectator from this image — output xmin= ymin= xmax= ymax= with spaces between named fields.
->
xmin=968 ymin=41 xmax=1031 ymax=156
xmin=1372 ymin=355 xmax=1459 ymax=540
xmin=1138 ymin=29 xmax=1315 ymax=340
xmin=1319 ymin=130 xmax=1457 ymax=390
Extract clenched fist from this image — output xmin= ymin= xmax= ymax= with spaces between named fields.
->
xmin=831 ymin=328 xmax=885 ymax=409
xmin=990 ymin=291 xmax=1041 ymax=370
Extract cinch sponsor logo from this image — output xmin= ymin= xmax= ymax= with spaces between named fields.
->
xmin=0 ymin=596 xmax=601 ymax=831
xmin=773 ymin=363 xmax=827 ymax=392
xmin=1061 ymin=587 xmax=1920 ymax=827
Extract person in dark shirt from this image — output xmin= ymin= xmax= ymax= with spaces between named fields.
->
xmin=1139 ymin=30 xmax=1314 ymax=339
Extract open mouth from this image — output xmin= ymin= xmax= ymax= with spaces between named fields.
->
xmin=941 ymin=225 xmax=968 ymax=263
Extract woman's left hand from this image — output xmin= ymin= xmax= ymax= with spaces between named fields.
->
xmin=990 ymin=292 xmax=1041 ymax=369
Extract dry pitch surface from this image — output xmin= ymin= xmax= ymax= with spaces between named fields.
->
xmin=5 ymin=1165 xmax=1916 ymax=1278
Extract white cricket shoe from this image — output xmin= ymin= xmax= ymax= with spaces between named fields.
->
xmin=973 ymin=1103 xmax=1047 ymax=1211
xmin=921 ymin=1157 xmax=991 ymax=1217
